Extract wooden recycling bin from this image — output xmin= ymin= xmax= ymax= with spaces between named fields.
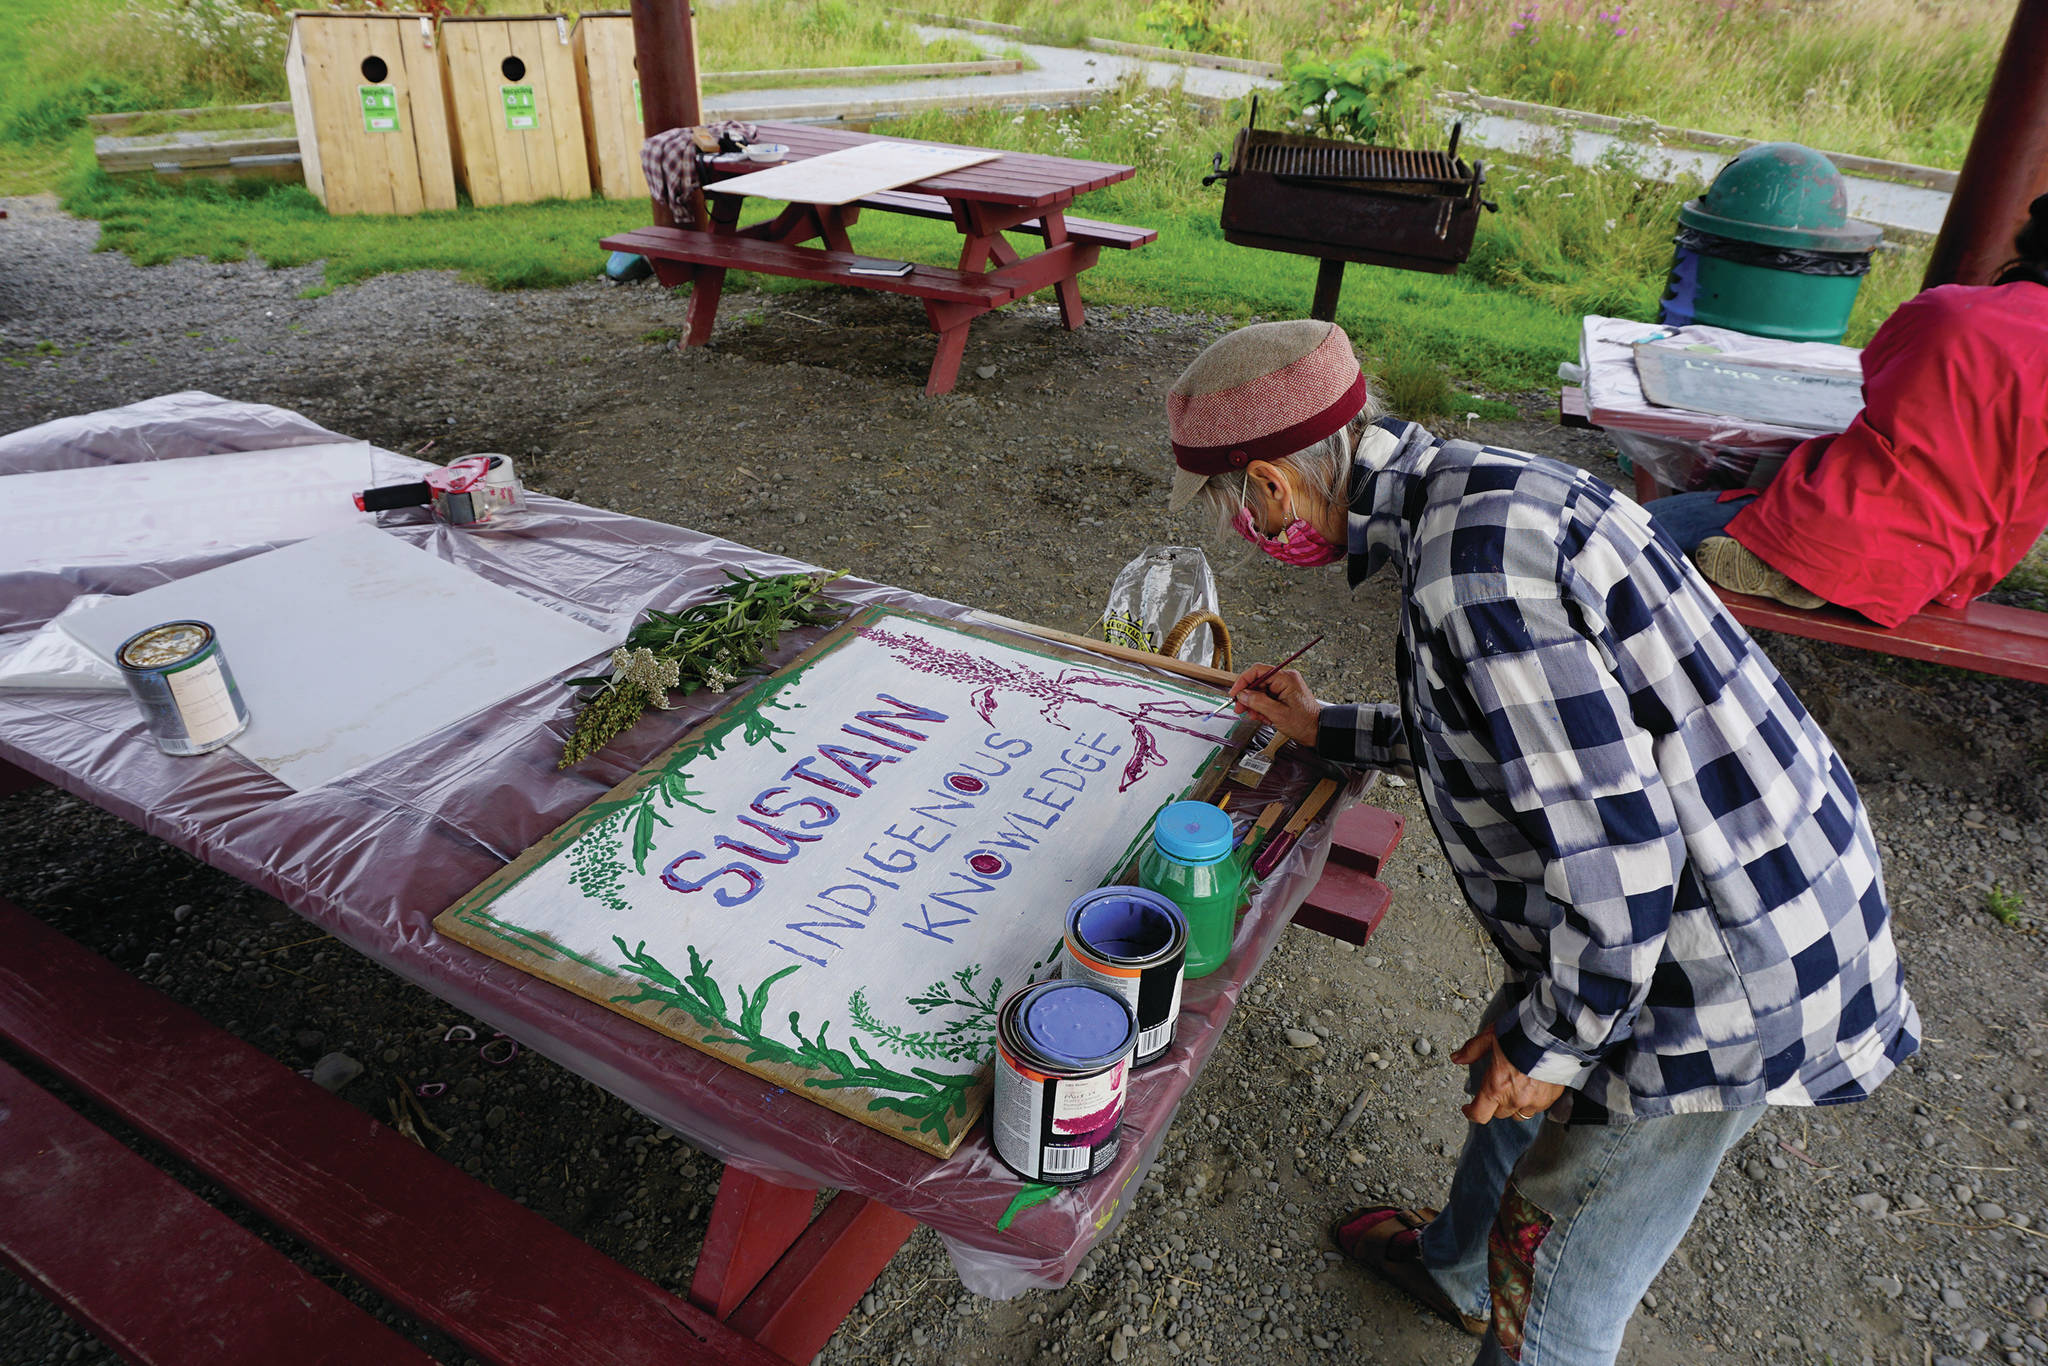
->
xmin=572 ymin=11 xmax=649 ymax=200
xmin=285 ymin=11 xmax=457 ymax=216
xmin=439 ymin=14 xmax=592 ymax=206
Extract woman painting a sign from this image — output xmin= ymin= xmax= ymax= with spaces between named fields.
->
xmin=1161 ymin=319 xmax=1919 ymax=1364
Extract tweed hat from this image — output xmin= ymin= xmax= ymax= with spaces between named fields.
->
xmin=1166 ymin=319 xmax=1369 ymax=512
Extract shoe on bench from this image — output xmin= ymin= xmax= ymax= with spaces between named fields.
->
xmin=1693 ymin=536 xmax=1826 ymax=611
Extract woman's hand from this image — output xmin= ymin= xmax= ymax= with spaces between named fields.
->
xmin=1451 ymin=1025 xmax=1567 ymax=1125
xmin=1228 ymin=666 xmax=1323 ymax=747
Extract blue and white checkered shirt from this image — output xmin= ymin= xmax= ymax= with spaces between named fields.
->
xmin=1317 ymin=421 xmax=1920 ymax=1122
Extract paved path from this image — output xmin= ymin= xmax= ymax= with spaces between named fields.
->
xmin=705 ymin=25 xmax=1950 ymax=236
xmin=702 ymin=26 xmax=1268 ymax=119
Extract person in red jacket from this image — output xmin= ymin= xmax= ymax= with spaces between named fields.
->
xmin=1648 ymin=196 xmax=2048 ymax=625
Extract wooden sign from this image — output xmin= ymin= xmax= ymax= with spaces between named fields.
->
xmin=436 ymin=608 xmax=1237 ymax=1155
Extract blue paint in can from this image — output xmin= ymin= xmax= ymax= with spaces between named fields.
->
xmin=1021 ymin=980 xmax=1137 ymax=1069
xmin=991 ymin=981 xmax=1137 ymax=1183
xmin=1063 ymin=887 xmax=1187 ymax=1065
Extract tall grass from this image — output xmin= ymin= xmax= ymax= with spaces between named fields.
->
xmin=942 ymin=0 xmax=2009 ymax=168
xmin=698 ymin=0 xmax=984 ymax=80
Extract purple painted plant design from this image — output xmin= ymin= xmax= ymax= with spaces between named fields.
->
xmin=853 ymin=626 xmax=1232 ymax=792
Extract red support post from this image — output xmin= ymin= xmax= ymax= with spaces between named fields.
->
xmin=690 ymin=1170 xmax=822 ymax=1321
xmin=631 ymin=0 xmax=704 ymax=229
xmin=725 ymin=1192 xmax=919 ymax=1365
xmin=1923 ymin=0 xmax=2048 ymax=288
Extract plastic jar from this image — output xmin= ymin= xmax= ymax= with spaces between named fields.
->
xmin=1137 ymin=800 xmax=1244 ymax=979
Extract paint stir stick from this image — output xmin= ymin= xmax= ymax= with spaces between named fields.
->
xmin=1202 ymin=635 xmax=1324 ymax=718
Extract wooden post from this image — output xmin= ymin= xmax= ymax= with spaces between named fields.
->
xmin=1310 ymin=258 xmax=1345 ymax=321
xmin=1922 ymin=0 xmax=2048 ymax=288
xmin=630 ymin=0 xmax=703 ymax=228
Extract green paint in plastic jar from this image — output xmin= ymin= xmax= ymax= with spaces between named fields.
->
xmin=1137 ymin=800 xmax=1244 ymax=979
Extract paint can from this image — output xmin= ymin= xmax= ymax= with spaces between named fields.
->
xmin=114 ymin=620 xmax=251 ymax=756
xmin=991 ymin=980 xmax=1136 ymax=1184
xmin=1061 ymin=886 xmax=1187 ymax=1066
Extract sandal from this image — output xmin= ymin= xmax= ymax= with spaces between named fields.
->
xmin=1693 ymin=536 xmax=1826 ymax=610
xmin=1331 ymin=1206 xmax=1487 ymax=1337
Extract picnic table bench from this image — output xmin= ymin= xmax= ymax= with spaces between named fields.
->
xmin=603 ymin=123 xmax=1156 ymax=396
xmin=1562 ymin=384 xmax=2048 ymax=686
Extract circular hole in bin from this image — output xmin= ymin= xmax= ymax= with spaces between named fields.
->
xmin=501 ymin=55 xmax=527 ymax=82
xmin=360 ymin=55 xmax=388 ymax=83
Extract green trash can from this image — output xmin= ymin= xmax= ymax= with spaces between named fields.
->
xmin=1659 ymin=143 xmax=1883 ymax=343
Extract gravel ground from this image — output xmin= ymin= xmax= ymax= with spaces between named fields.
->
xmin=2 ymin=192 xmax=2045 ymax=1366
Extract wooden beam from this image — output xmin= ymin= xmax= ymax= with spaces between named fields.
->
xmin=86 ymin=101 xmax=294 ymax=132
xmin=1923 ymin=0 xmax=2048 ymax=287
xmin=631 ymin=0 xmax=702 ymax=228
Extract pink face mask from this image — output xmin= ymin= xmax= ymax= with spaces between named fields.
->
xmin=1232 ymin=506 xmax=1347 ymax=566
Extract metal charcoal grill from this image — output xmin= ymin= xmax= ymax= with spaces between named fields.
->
xmin=1204 ymin=100 xmax=1495 ymax=320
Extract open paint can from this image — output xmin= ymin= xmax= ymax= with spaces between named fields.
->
xmin=115 ymin=620 xmax=251 ymax=756
xmin=991 ymin=980 xmax=1137 ymax=1184
xmin=1061 ymin=886 xmax=1187 ymax=1066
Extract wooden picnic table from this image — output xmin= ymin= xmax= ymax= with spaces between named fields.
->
xmin=0 ymin=484 xmax=1399 ymax=1364
xmin=602 ymin=122 xmax=1156 ymax=396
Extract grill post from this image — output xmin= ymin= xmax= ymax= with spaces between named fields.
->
xmin=1310 ymin=259 xmax=1346 ymax=322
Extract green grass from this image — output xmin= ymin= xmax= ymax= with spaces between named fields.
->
xmin=1984 ymin=886 xmax=2025 ymax=927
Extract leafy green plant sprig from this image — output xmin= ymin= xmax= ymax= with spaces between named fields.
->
xmin=558 ymin=569 xmax=846 ymax=768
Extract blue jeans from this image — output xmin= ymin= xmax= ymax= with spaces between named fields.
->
xmin=1417 ymin=1003 xmax=1765 ymax=1365
xmin=1642 ymin=490 xmax=1751 ymax=554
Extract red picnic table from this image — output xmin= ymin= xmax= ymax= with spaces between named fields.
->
xmin=602 ymin=122 xmax=1156 ymax=396
xmin=0 ymin=424 xmax=1401 ymax=1365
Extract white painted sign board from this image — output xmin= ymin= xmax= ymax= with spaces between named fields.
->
xmin=59 ymin=525 xmax=613 ymax=791
xmin=436 ymin=608 xmax=1235 ymax=1155
xmin=707 ymin=141 xmax=1001 ymax=205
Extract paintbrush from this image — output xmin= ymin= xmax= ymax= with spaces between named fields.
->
xmin=1251 ymin=778 xmax=1341 ymax=879
xmin=1201 ymin=635 xmax=1324 ymax=719
xmin=1237 ymin=800 xmax=1286 ymax=854
xmin=1230 ymin=729 xmax=1289 ymax=786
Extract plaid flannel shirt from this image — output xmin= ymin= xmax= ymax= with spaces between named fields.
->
xmin=1318 ymin=421 xmax=1920 ymax=1122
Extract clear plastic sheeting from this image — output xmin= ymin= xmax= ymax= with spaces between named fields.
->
xmin=0 ymin=400 xmax=419 ymax=633
xmin=0 ymin=395 xmax=1368 ymax=1298
xmin=0 ymin=389 xmax=352 ymax=474
xmin=1579 ymin=314 xmax=1863 ymax=493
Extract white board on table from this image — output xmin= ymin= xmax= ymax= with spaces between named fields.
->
xmin=708 ymin=142 xmax=1001 ymax=206
xmin=435 ymin=608 xmax=1236 ymax=1156
xmin=1633 ymin=342 xmax=1865 ymax=433
xmin=58 ymin=525 xmax=613 ymax=791
xmin=0 ymin=443 xmax=377 ymax=575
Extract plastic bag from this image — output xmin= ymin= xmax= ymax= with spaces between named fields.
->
xmin=1671 ymin=226 xmax=1874 ymax=277
xmin=1098 ymin=546 xmax=1223 ymax=668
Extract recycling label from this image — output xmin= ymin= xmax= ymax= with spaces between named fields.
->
xmin=359 ymin=84 xmax=400 ymax=134
xmin=501 ymin=84 xmax=537 ymax=131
